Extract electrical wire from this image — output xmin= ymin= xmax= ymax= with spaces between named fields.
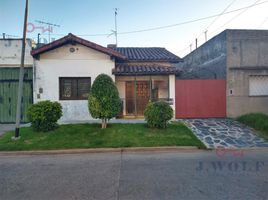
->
xmin=178 ymin=0 xmax=237 ymax=55
xmin=210 ymin=0 xmax=261 ymax=35
xmin=36 ymin=0 xmax=268 ymax=37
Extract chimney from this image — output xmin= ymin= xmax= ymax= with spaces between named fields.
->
xmin=107 ymin=44 xmax=117 ymax=49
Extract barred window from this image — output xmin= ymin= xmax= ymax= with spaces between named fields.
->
xmin=59 ymin=77 xmax=91 ymax=100
xmin=249 ymin=75 xmax=268 ymax=96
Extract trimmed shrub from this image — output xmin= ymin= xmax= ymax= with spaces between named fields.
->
xmin=144 ymin=101 xmax=173 ymax=129
xmin=88 ymin=74 xmax=121 ymax=128
xmin=27 ymin=100 xmax=62 ymax=132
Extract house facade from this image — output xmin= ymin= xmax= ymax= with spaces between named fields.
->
xmin=176 ymin=29 xmax=268 ymax=118
xmin=0 ymin=39 xmax=33 ymax=123
xmin=31 ymin=34 xmax=181 ymax=122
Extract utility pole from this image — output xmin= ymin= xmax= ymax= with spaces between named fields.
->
xmin=204 ymin=30 xmax=208 ymax=42
xmin=114 ymin=8 xmax=118 ymax=46
xmin=195 ymin=38 xmax=198 ymax=49
xmin=13 ymin=0 xmax=28 ymax=140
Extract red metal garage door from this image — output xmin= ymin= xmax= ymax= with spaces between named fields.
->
xmin=175 ymin=80 xmax=226 ymax=118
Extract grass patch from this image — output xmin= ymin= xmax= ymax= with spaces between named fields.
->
xmin=237 ymin=113 xmax=268 ymax=141
xmin=0 ymin=123 xmax=205 ymax=151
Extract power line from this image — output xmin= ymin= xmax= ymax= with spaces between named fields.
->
xmin=185 ymin=0 xmax=237 ymax=54
xmin=258 ymin=15 xmax=268 ymax=28
xmin=202 ymin=0 xmax=237 ymax=36
xmin=178 ymin=0 xmax=263 ymax=55
xmin=36 ymin=0 xmax=268 ymax=38
xmin=117 ymin=0 xmax=268 ymax=35
xmin=210 ymin=0 xmax=261 ymax=35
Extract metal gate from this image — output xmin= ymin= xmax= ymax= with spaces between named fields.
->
xmin=0 ymin=68 xmax=33 ymax=123
xmin=175 ymin=80 xmax=226 ymax=118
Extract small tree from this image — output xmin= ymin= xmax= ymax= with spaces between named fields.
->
xmin=88 ymin=74 xmax=121 ymax=128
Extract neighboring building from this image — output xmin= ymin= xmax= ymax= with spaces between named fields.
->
xmin=31 ymin=34 xmax=182 ymax=122
xmin=176 ymin=29 xmax=268 ymax=118
xmin=0 ymin=39 xmax=33 ymax=123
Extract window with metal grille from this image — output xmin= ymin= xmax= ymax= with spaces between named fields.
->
xmin=59 ymin=77 xmax=91 ymax=100
xmin=249 ymin=75 xmax=268 ymax=96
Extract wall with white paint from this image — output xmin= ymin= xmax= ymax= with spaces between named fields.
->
xmin=0 ymin=39 xmax=33 ymax=66
xmin=169 ymin=75 xmax=176 ymax=118
xmin=34 ymin=43 xmax=115 ymax=122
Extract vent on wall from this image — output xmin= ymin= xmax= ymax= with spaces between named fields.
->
xmin=69 ymin=47 xmax=75 ymax=53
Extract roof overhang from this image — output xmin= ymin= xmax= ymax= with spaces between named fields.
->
xmin=112 ymin=64 xmax=182 ymax=76
xmin=31 ymin=33 xmax=126 ymax=59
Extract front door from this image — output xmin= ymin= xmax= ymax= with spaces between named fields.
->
xmin=125 ymin=81 xmax=150 ymax=116
xmin=136 ymin=81 xmax=150 ymax=115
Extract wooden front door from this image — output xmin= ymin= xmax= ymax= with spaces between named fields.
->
xmin=136 ymin=81 xmax=150 ymax=115
xmin=126 ymin=81 xmax=135 ymax=115
xmin=125 ymin=81 xmax=150 ymax=116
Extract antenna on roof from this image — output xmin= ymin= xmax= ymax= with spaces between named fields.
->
xmin=114 ymin=8 xmax=118 ymax=45
xmin=35 ymin=20 xmax=60 ymax=43
xmin=108 ymin=8 xmax=119 ymax=46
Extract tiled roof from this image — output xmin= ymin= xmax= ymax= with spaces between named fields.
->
xmin=112 ymin=47 xmax=182 ymax=62
xmin=113 ymin=63 xmax=181 ymax=76
xmin=31 ymin=33 xmax=126 ymax=59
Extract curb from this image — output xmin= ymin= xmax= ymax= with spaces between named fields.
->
xmin=0 ymin=146 xmax=202 ymax=156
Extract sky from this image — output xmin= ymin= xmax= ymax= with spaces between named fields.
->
xmin=1 ymin=0 xmax=268 ymax=57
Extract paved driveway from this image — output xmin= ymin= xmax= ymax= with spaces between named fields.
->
xmin=0 ymin=151 xmax=267 ymax=200
xmin=182 ymin=119 xmax=268 ymax=149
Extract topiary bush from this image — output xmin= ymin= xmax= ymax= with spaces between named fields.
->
xmin=27 ymin=100 xmax=62 ymax=132
xmin=88 ymin=74 xmax=121 ymax=128
xmin=144 ymin=101 xmax=173 ymax=129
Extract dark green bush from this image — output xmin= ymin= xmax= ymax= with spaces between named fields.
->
xmin=27 ymin=100 xmax=62 ymax=132
xmin=144 ymin=101 xmax=173 ymax=129
xmin=237 ymin=113 xmax=268 ymax=135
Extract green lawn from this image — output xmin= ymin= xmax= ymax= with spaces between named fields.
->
xmin=237 ymin=113 xmax=268 ymax=141
xmin=0 ymin=123 xmax=205 ymax=151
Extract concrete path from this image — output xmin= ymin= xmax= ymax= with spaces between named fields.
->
xmin=0 ymin=124 xmax=30 ymax=136
xmin=182 ymin=119 xmax=268 ymax=149
xmin=0 ymin=150 xmax=267 ymax=200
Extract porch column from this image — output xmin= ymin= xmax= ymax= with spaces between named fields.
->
xmin=134 ymin=75 xmax=137 ymax=116
xmin=169 ymin=75 xmax=176 ymax=119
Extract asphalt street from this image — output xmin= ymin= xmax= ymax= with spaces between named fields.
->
xmin=0 ymin=150 xmax=267 ymax=200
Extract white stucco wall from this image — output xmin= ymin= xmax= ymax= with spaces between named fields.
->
xmin=0 ymin=39 xmax=33 ymax=66
xmin=34 ymin=43 xmax=115 ymax=122
xmin=169 ymin=75 xmax=176 ymax=119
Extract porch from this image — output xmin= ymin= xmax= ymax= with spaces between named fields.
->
xmin=115 ymin=75 xmax=175 ymax=118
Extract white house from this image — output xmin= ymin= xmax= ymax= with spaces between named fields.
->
xmin=31 ymin=33 xmax=182 ymax=122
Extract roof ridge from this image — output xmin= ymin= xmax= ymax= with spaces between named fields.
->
xmin=31 ymin=33 xmax=126 ymax=59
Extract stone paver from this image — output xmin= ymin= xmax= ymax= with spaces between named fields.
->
xmin=181 ymin=119 xmax=268 ymax=149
